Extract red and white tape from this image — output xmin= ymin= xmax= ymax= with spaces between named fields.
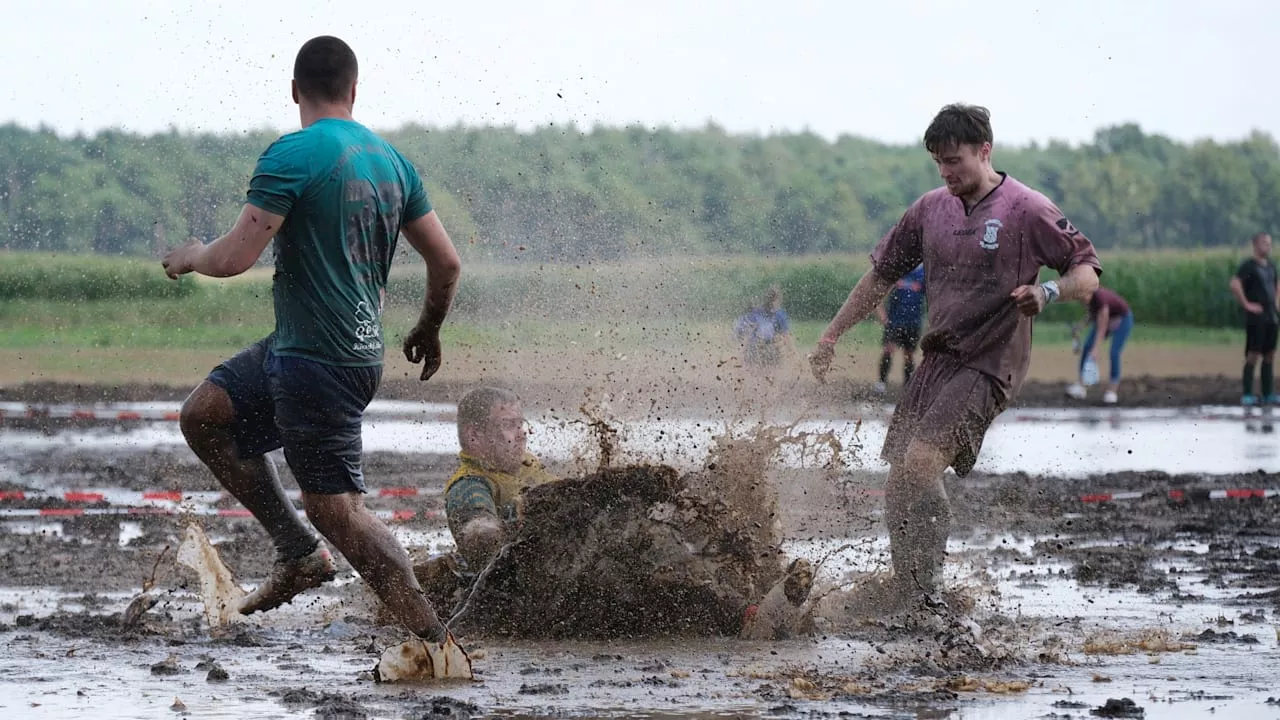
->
xmin=0 ymin=506 xmax=434 ymax=522
xmin=0 ymin=486 xmax=435 ymax=505
xmin=1081 ymin=488 xmax=1280 ymax=503
xmin=0 ymin=402 xmax=455 ymax=423
xmin=0 ymin=403 xmax=181 ymax=422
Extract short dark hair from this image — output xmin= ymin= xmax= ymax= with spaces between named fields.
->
xmin=457 ymin=386 xmax=522 ymax=443
xmin=293 ymin=36 xmax=358 ymax=103
xmin=923 ymin=104 xmax=993 ymax=154
xmin=1251 ymin=232 xmax=1272 ymax=245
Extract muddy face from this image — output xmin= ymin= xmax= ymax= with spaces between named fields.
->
xmin=465 ymin=402 xmax=528 ymax=474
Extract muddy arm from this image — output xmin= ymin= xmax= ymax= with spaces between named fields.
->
xmin=454 ymin=515 xmax=506 ymax=572
xmin=445 ymin=476 xmax=507 ymax=572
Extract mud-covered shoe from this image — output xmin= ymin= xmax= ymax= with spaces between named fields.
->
xmin=372 ymin=631 xmax=474 ymax=682
xmin=238 ymin=543 xmax=337 ymax=615
xmin=739 ymin=558 xmax=815 ymax=640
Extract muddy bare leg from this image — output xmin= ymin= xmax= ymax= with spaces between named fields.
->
xmin=884 ymin=440 xmax=952 ymax=597
xmin=305 ymin=492 xmax=447 ymax=642
xmin=180 ymin=381 xmax=318 ymax=561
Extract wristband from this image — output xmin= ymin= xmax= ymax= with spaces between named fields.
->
xmin=1039 ymin=280 xmax=1060 ymax=304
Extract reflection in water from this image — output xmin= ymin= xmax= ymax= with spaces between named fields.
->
xmin=2 ymin=406 xmax=1278 ymax=477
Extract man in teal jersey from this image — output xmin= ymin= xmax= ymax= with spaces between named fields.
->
xmin=162 ymin=37 xmax=462 ymax=648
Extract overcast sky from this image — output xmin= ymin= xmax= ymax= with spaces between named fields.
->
xmin=2 ymin=0 xmax=1273 ymax=147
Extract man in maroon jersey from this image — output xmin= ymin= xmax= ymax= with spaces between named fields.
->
xmin=809 ymin=104 xmax=1102 ymax=602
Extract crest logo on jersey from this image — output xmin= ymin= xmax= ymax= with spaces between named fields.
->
xmin=352 ymin=300 xmax=384 ymax=352
xmin=1056 ymin=216 xmax=1081 ymax=238
xmin=980 ymin=218 xmax=1003 ymax=251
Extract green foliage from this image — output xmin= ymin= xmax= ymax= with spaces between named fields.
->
xmin=1038 ymin=249 xmax=1247 ymax=326
xmin=0 ymin=250 xmax=1262 ymax=344
xmin=4 ymin=121 xmax=1279 ymax=259
xmin=386 ymin=255 xmax=868 ymax=324
xmin=0 ymin=251 xmax=198 ymax=300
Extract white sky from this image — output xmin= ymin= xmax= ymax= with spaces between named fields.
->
xmin=1 ymin=0 xmax=1274 ymax=147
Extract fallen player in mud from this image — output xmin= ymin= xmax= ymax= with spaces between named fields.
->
xmin=445 ymin=387 xmax=559 ymax=571
xmin=412 ymin=387 xmax=557 ymax=608
xmin=444 ymin=463 xmax=815 ymax=642
xmin=411 ymin=388 xmax=814 ymax=641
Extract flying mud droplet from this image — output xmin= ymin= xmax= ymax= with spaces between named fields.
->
xmin=176 ymin=523 xmax=246 ymax=629
xmin=577 ymin=401 xmax=620 ymax=470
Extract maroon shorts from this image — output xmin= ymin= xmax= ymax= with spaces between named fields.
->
xmin=881 ymin=353 xmax=1009 ymax=477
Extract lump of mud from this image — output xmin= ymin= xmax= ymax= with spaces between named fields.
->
xmin=449 ymin=464 xmax=789 ymax=640
xmin=1192 ymin=629 xmax=1259 ymax=644
xmin=280 ymin=688 xmax=324 ymax=705
xmin=1063 ymin=546 xmax=1174 ymax=592
xmin=150 ymin=654 xmax=185 ymax=676
xmin=1091 ymin=697 xmax=1144 ymax=717
xmin=408 ymin=697 xmax=481 ymax=719
xmin=219 ymin=630 xmax=266 ymax=647
xmin=314 ymin=696 xmax=369 ymax=720
xmin=1255 ymin=547 xmax=1280 ymax=561
xmin=518 ymin=682 xmax=568 ymax=695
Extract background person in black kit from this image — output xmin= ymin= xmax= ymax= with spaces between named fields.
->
xmin=1229 ymin=232 xmax=1280 ymax=406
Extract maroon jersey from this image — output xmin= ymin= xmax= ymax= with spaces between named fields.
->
xmin=1089 ymin=287 xmax=1130 ymax=320
xmin=870 ymin=174 xmax=1101 ymax=397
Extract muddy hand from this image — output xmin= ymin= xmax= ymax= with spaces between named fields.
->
xmin=161 ymin=238 xmax=203 ymax=280
xmin=808 ymin=343 xmax=835 ymax=382
xmin=1009 ymin=284 xmax=1047 ymax=317
xmin=402 ymin=323 xmax=443 ymax=381
xmin=372 ymin=631 xmax=474 ymax=683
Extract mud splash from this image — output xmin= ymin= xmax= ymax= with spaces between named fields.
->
xmin=448 ymin=463 xmax=795 ymax=640
xmin=443 ymin=413 xmax=862 ymax=642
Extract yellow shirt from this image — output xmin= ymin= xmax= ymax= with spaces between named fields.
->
xmin=443 ymin=451 xmax=557 ymax=527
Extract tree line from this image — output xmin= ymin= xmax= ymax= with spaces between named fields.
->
xmin=2 ymin=121 xmax=1277 ymax=260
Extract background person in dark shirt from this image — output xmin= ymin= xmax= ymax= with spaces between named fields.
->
xmin=874 ymin=263 xmax=926 ymax=393
xmin=1229 ymin=232 xmax=1279 ymax=406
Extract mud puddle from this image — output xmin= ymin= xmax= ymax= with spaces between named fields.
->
xmin=4 ymin=406 xmax=1279 ymax=476
xmin=2 ymin=606 xmax=1277 ymax=719
xmin=2 ymin=503 xmax=1278 ymax=719
xmin=3 ymin=408 xmax=1280 ymax=718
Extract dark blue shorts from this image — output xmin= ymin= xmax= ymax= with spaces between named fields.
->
xmin=206 ymin=334 xmax=382 ymax=495
xmin=882 ymin=323 xmax=921 ymax=352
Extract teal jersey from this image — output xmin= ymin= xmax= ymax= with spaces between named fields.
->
xmin=245 ymin=118 xmax=431 ymax=366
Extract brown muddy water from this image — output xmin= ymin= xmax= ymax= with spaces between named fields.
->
xmin=1 ymin=404 xmax=1278 ymax=719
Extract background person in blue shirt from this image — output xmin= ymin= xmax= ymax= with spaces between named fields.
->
xmin=735 ymin=286 xmax=794 ymax=369
xmin=874 ymin=264 xmax=926 ymax=393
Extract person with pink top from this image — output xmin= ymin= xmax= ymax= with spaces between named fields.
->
xmin=1066 ymin=285 xmax=1134 ymax=404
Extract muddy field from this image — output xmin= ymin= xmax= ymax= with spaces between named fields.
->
xmin=1 ymin=377 xmax=1278 ymax=719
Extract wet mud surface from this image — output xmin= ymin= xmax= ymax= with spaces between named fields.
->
xmin=2 ymin=439 xmax=1278 ymax=718
xmin=1 ymin=382 xmax=1278 ymax=719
